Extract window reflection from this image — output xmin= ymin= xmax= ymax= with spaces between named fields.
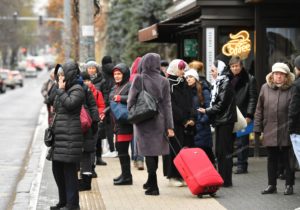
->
xmin=266 ymin=28 xmax=300 ymax=69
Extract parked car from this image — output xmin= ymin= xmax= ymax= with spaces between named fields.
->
xmin=24 ymin=67 xmax=38 ymax=78
xmin=0 ymin=69 xmax=16 ymax=89
xmin=0 ymin=74 xmax=6 ymax=93
xmin=11 ymin=70 xmax=24 ymax=87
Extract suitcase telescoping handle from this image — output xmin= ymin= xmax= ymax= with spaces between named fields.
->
xmin=164 ymin=134 xmax=183 ymax=156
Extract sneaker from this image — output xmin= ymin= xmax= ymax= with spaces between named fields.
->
xmin=102 ymin=151 xmax=118 ymax=158
xmin=137 ymin=160 xmax=144 ymax=170
xmin=133 ymin=160 xmax=138 ymax=168
xmin=169 ymin=178 xmax=184 ymax=187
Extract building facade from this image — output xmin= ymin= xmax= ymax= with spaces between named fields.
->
xmin=138 ymin=0 xmax=300 ymax=88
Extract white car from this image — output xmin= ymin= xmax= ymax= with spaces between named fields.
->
xmin=25 ymin=67 xmax=38 ymax=78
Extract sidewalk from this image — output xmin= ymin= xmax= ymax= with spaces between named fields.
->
xmin=95 ymin=157 xmax=225 ymax=210
xmin=37 ymin=152 xmax=300 ymax=210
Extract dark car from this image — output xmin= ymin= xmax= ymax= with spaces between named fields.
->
xmin=0 ymin=74 xmax=6 ymax=93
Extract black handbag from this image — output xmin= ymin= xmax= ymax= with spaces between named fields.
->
xmin=44 ymin=113 xmax=56 ymax=147
xmin=128 ymin=76 xmax=158 ymax=124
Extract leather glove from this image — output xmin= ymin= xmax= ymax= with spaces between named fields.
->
xmin=91 ymin=122 xmax=98 ymax=134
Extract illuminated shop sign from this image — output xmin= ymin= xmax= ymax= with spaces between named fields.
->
xmin=222 ymin=30 xmax=251 ymax=59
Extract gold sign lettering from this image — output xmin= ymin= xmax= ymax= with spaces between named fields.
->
xmin=222 ymin=30 xmax=251 ymax=59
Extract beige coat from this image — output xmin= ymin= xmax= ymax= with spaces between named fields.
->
xmin=254 ymin=72 xmax=294 ymax=147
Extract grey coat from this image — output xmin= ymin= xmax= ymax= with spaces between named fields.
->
xmin=127 ymin=53 xmax=174 ymax=156
xmin=254 ymin=72 xmax=294 ymax=147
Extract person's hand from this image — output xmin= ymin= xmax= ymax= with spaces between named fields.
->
xmin=246 ymin=117 xmax=252 ymax=124
xmin=100 ymin=113 xmax=105 ymax=121
xmin=184 ymin=120 xmax=195 ymax=127
xmin=114 ymin=95 xmax=121 ymax=102
xmin=167 ymin=129 xmax=175 ymax=137
xmin=197 ymin=108 xmax=206 ymax=114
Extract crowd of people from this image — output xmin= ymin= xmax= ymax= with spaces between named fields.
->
xmin=40 ymin=53 xmax=300 ymax=210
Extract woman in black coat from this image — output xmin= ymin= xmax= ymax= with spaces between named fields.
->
xmin=78 ymin=83 xmax=100 ymax=191
xmin=166 ymin=59 xmax=195 ymax=187
xmin=109 ymin=63 xmax=133 ymax=185
xmin=50 ymin=60 xmax=85 ymax=210
xmin=199 ymin=63 xmax=237 ymax=187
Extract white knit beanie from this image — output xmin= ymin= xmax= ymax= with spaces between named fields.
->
xmin=272 ymin=62 xmax=290 ymax=74
xmin=184 ymin=69 xmax=199 ymax=81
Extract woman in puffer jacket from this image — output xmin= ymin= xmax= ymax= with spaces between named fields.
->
xmin=50 ymin=60 xmax=85 ymax=210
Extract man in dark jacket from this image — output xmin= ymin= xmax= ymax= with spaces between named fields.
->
xmin=100 ymin=56 xmax=117 ymax=157
xmin=289 ymin=55 xmax=300 ymax=166
xmin=229 ymin=56 xmax=257 ymax=174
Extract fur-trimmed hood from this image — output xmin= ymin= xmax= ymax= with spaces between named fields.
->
xmin=266 ymin=71 xmax=295 ymax=90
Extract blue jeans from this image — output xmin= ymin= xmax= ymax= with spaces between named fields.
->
xmin=131 ymin=136 xmax=144 ymax=161
xmin=236 ymin=135 xmax=249 ymax=170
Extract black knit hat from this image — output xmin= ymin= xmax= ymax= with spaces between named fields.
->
xmin=294 ymin=55 xmax=300 ymax=69
xmin=102 ymin=55 xmax=112 ymax=65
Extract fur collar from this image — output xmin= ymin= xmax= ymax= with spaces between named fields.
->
xmin=266 ymin=72 xmax=295 ymax=90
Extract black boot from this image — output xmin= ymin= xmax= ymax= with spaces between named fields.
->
xmin=113 ymin=174 xmax=123 ymax=182
xmin=96 ymin=157 xmax=107 ymax=166
xmin=79 ymin=174 xmax=92 ymax=191
xmin=145 ymin=174 xmax=159 ymax=196
xmin=114 ymin=155 xmax=132 ymax=185
xmin=50 ymin=203 xmax=65 ymax=210
xmin=261 ymin=185 xmax=277 ymax=194
xmin=284 ymin=185 xmax=293 ymax=195
xmin=143 ymin=174 xmax=151 ymax=190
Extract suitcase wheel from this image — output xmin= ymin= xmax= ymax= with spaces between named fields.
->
xmin=197 ymin=194 xmax=203 ymax=198
xmin=210 ymin=192 xmax=216 ymax=197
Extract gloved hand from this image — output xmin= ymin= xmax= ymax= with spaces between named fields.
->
xmin=91 ymin=121 xmax=98 ymax=134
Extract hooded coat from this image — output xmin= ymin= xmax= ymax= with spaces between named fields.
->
xmin=254 ymin=72 xmax=294 ymax=147
xmin=127 ymin=53 xmax=174 ymax=156
xmin=109 ymin=63 xmax=133 ymax=141
xmin=52 ymin=60 xmax=85 ymax=163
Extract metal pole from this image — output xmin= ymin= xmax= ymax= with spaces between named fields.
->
xmin=64 ymin=0 xmax=71 ymax=61
xmin=79 ymin=0 xmax=95 ymax=62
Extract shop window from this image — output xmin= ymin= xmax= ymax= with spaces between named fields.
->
xmin=183 ymin=39 xmax=198 ymax=58
xmin=266 ymin=28 xmax=300 ymax=69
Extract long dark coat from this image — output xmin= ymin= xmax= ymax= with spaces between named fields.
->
xmin=52 ymin=61 xmax=85 ymax=163
xmin=288 ymin=77 xmax=300 ymax=134
xmin=229 ymin=68 xmax=258 ymax=119
xmin=127 ymin=53 xmax=174 ymax=156
xmin=168 ymin=75 xmax=194 ymax=147
xmin=254 ymin=72 xmax=294 ymax=147
xmin=82 ymin=85 xmax=100 ymax=152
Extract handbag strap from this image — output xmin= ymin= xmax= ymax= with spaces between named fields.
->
xmin=49 ymin=113 xmax=57 ymax=128
xmin=116 ymin=83 xmax=128 ymax=95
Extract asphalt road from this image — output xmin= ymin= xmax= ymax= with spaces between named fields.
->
xmin=0 ymin=69 xmax=48 ymax=210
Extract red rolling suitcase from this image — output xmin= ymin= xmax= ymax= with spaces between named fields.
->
xmin=174 ymin=147 xmax=224 ymax=197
